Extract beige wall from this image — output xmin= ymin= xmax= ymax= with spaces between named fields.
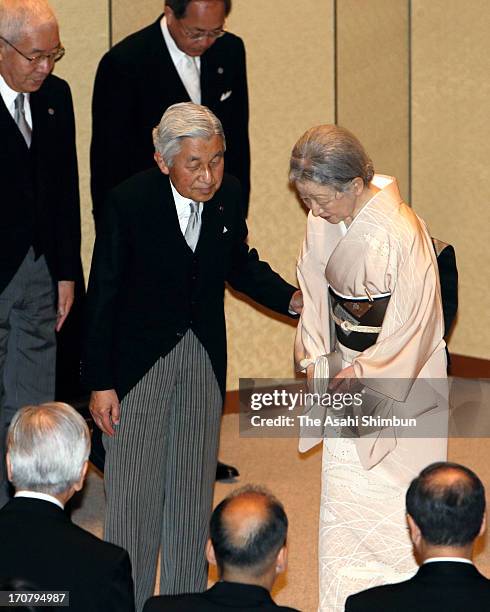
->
xmin=337 ymin=0 xmax=410 ymax=200
xmin=112 ymin=0 xmax=163 ymax=44
xmin=54 ymin=0 xmax=488 ymax=387
xmin=411 ymin=0 xmax=490 ymax=359
xmin=50 ymin=0 xmax=108 ymax=275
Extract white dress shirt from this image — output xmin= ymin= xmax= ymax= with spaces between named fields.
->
xmin=15 ymin=490 xmax=64 ymax=510
xmin=424 ymin=556 xmax=473 ymax=565
xmin=170 ymin=180 xmax=202 ymax=235
xmin=160 ymin=16 xmax=201 ymax=104
xmin=0 ymin=73 xmax=33 ymax=128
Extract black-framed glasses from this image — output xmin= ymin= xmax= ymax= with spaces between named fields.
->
xmin=178 ymin=22 xmax=225 ymax=41
xmin=0 ymin=36 xmax=65 ymax=64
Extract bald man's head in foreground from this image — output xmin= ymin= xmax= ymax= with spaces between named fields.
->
xmin=208 ymin=485 xmax=288 ymax=590
xmin=406 ymin=461 xmax=486 ymax=562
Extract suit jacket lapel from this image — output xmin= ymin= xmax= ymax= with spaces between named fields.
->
xmin=149 ymin=18 xmax=190 ymax=103
xmin=195 ymin=188 xmax=223 ymax=256
xmin=29 ymin=86 xmax=55 ymax=202
xmin=0 ymin=92 xmax=30 ymax=152
xmin=200 ymin=49 xmax=221 ymax=107
xmin=151 ymin=171 xmax=196 ymax=256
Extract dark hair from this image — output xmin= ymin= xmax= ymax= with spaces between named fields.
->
xmin=210 ymin=485 xmax=288 ymax=576
xmin=165 ymin=0 xmax=232 ymax=19
xmin=406 ymin=462 xmax=485 ymax=547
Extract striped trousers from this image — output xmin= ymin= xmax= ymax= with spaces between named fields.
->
xmin=0 ymin=249 xmax=56 ymax=508
xmin=103 ymin=330 xmax=222 ymax=612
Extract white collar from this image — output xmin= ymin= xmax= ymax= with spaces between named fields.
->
xmin=15 ymin=490 xmax=64 ymax=510
xmin=0 ymin=73 xmax=30 ymax=112
xmin=424 ymin=557 xmax=473 ymax=565
xmin=170 ymin=179 xmax=200 ymax=209
xmin=160 ymin=15 xmax=201 ymax=70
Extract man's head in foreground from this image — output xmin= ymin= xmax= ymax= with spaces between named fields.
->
xmin=208 ymin=485 xmax=288 ymax=591
xmin=406 ymin=461 xmax=486 ymax=561
xmin=7 ymin=402 xmax=90 ymax=506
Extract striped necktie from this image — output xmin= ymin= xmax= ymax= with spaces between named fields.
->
xmin=184 ymin=201 xmax=201 ymax=252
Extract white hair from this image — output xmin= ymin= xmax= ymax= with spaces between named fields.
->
xmin=0 ymin=0 xmax=57 ymax=42
xmin=152 ymin=102 xmax=226 ymax=167
xmin=7 ymin=402 xmax=90 ymax=495
xmin=289 ymin=124 xmax=375 ymax=191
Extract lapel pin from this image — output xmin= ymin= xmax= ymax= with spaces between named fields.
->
xmin=217 ymin=67 xmax=224 ymax=74
xmin=48 ymin=108 xmax=55 ymax=115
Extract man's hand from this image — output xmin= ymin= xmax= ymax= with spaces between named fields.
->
xmin=89 ymin=389 xmax=120 ymax=436
xmin=56 ymin=280 xmax=75 ymax=332
xmin=289 ymin=290 xmax=303 ymax=315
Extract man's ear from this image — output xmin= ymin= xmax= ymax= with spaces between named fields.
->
xmin=275 ymin=545 xmax=288 ymax=574
xmin=164 ymin=4 xmax=175 ymax=24
xmin=73 ymin=460 xmax=89 ymax=493
xmin=206 ymin=539 xmax=217 ymax=566
xmin=407 ymin=513 xmax=422 ymax=546
xmin=479 ymin=512 xmax=487 ymax=538
xmin=6 ymin=452 xmax=12 ymax=482
xmin=154 ymin=152 xmax=170 ymax=175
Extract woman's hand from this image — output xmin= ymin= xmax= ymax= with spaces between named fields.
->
xmin=328 ymin=365 xmax=356 ymax=392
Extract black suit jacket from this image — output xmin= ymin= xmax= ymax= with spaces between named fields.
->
xmin=91 ymin=17 xmax=250 ymax=216
xmin=0 ymin=497 xmax=134 ymax=612
xmin=345 ymin=561 xmax=490 ymax=612
xmin=0 ymin=74 xmax=80 ymax=293
xmin=83 ymin=170 xmax=295 ymax=401
xmin=143 ymin=582 xmax=300 ymax=611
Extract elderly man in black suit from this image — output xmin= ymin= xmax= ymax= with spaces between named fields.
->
xmin=91 ymin=0 xmax=249 ymax=216
xmin=0 ymin=402 xmax=135 ymax=612
xmin=345 ymin=461 xmax=490 ymax=612
xmin=84 ymin=102 xmax=301 ymax=611
xmin=0 ymin=0 xmax=80 ymax=508
xmin=144 ymin=485 xmax=300 ymax=611
xmin=91 ymin=0 xmax=249 ymax=482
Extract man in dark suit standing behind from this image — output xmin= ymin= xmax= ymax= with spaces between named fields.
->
xmin=84 ymin=103 xmax=301 ymax=611
xmin=0 ymin=0 xmax=80 ymax=508
xmin=144 ymin=485 xmax=300 ymax=611
xmin=91 ymin=0 xmax=248 ymax=482
xmin=345 ymin=462 xmax=490 ymax=612
xmin=0 ymin=402 xmax=135 ymax=612
xmin=91 ymin=0 xmax=250 ymax=217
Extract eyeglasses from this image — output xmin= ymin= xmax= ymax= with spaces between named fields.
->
xmin=0 ymin=36 xmax=65 ymax=64
xmin=178 ymin=22 xmax=225 ymax=41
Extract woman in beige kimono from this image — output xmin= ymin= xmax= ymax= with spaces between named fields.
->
xmin=290 ymin=125 xmax=448 ymax=611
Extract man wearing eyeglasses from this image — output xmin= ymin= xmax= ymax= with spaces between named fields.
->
xmin=90 ymin=0 xmax=248 ymax=482
xmin=91 ymin=0 xmax=249 ymax=218
xmin=0 ymin=0 xmax=80 ymax=508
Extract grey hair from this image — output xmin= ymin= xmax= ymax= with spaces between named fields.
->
xmin=7 ymin=402 xmax=90 ymax=495
xmin=152 ymin=102 xmax=226 ymax=167
xmin=0 ymin=0 xmax=57 ymax=42
xmin=289 ymin=124 xmax=375 ymax=191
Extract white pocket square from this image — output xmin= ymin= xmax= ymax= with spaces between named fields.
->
xmin=220 ymin=90 xmax=232 ymax=102
xmin=223 ymin=226 xmax=228 ymax=233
